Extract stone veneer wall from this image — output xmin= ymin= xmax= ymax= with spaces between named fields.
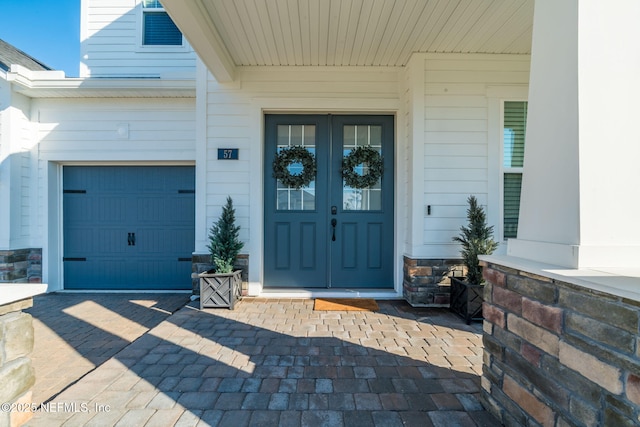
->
xmin=191 ymin=254 xmax=249 ymax=295
xmin=403 ymin=256 xmax=465 ymax=307
xmin=0 ymin=298 xmax=36 ymax=427
xmin=481 ymin=261 xmax=640 ymax=427
xmin=0 ymin=249 xmax=42 ymax=283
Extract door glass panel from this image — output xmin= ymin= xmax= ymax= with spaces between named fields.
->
xmin=342 ymin=125 xmax=382 ymax=211
xmin=276 ymin=125 xmax=316 ymax=210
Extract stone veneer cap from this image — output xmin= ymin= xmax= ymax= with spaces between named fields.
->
xmin=0 ymin=283 xmax=47 ymax=306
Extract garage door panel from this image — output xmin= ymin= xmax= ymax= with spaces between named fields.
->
xmin=63 ymin=166 xmax=195 ymax=290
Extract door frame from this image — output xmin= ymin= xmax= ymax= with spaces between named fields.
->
xmin=48 ymin=161 xmax=196 ymax=292
xmin=62 ymin=165 xmax=196 ymax=290
xmin=247 ymin=100 xmax=405 ymax=298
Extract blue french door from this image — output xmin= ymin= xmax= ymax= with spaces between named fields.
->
xmin=63 ymin=166 xmax=195 ymax=290
xmin=264 ymin=115 xmax=394 ymax=289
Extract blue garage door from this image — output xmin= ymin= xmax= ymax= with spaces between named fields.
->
xmin=63 ymin=166 xmax=195 ymax=290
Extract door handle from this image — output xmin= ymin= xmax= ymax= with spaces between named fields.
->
xmin=331 ymin=219 xmax=337 ymax=241
xmin=128 ymin=232 xmax=136 ymax=246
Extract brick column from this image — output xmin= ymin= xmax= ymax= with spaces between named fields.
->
xmin=402 ymin=256 xmax=465 ymax=307
xmin=481 ymin=261 xmax=640 ymax=426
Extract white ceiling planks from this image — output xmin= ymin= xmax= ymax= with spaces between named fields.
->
xmin=166 ymin=0 xmax=533 ymax=70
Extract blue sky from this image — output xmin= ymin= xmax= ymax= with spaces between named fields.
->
xmin=0 ymin=0 xmax=80 ymax=77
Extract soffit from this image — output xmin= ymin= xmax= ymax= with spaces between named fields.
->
xmin=162 ymin=0 xmax=533 ymax=81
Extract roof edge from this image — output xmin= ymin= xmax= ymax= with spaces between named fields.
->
xmin=6 ymin=66 xmax=196 ymax=98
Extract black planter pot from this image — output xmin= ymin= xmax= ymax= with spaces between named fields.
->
xmin=194 ymin=270 xmax=242 ymax=310
xmin=450 ymin=276 xmax=484 ymax=324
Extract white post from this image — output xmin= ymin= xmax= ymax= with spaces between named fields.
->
xmin=508 ymin=0 xmax=640 ymax=268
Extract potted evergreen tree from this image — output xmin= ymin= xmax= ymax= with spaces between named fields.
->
xmin=194 ymin=196 xmax=244 ymax=309
xmin=450 ymin=195 xmax=498 ymax=324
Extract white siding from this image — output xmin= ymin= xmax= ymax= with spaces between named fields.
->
xmin=15 ymin=94 xmax=33 ymax=243
xmin=32 ymin=97 xmax=195 ymax=289
xmin=419 ymin=54 xmax=529 ymax=257
xmin=81 ymin=0 xmax=196 ymax=77
xmin=35 ymin=98 xmax=196 ymax=160
xmin=199 ymin=66 xmax=401 ymax=281
xmin=199 ymin=55 xmax=530 ymax=284
xmin=0 ymin=88 xmax=35 ymax=249
xmin=0 ymin=79 xmax=7 ymax=248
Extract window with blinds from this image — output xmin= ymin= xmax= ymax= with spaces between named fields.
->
xmin=503 ymin=101 xmax=528 ymax=239
xmin=142 ymin=0 xmax=182 ymax=46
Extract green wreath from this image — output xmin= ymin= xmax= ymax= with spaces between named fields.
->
xmin=341 ymin=146 xmax=384 ymax=189
xmin=272 ymin=146 xmax=316 ymax=189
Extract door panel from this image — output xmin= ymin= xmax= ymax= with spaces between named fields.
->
xmin=330 ymin=115 xmax=394 ymax=287
xmin=264 ymin=116 xmax=329 ymax=287
xmin=63 ymin=166 xmax=194 ymax=290
xmin=264 ymin=114 xmax=393 ymax=289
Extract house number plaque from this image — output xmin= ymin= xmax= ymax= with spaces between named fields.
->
xmin=218 ymin=148 xmax=239 ymax=160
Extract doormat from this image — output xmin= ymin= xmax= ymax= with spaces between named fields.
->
xmin=314 ymin=298 xmax=379 ymax=311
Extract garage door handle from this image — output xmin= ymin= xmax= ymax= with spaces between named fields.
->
xmin=128 ymin=232 xmax=136 ymax=246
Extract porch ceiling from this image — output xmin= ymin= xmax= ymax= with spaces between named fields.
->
xmin=162 ymin=0 xmax=534 ymax=82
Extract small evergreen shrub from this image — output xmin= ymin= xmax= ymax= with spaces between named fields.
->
xmin=207 ymin=196 xmax=244 ymax=274
xmin=453 ymin=195 xmax=498 ymax=284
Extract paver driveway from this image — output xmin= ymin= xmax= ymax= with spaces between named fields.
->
xmin=25 ymin=295 xmax=499 ymax=426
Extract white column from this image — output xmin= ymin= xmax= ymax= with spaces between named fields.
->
xmin=0 ymin=81 xmax=10 ymax=248
xmin=194 ymin=57 xmax=209 ymax=253
xmin=405 ymin=54 xmax=426 ymax=255
xmin=508 ymin=0 xmax=640 ymax=268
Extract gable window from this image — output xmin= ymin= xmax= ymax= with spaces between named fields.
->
xmin=503 ymin=101 xmax=528 ymax=239
xmin=142 ymin=0 xmax=182 ymax=46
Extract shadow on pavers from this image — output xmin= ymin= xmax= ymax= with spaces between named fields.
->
xmin=29 ymin=298 xmax=499 ymax=427
xmin=26 ymin=293 xmax=190 ymax=403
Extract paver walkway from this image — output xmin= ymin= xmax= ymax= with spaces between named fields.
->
xmin=25 ymin=296 xmax=499 ymax=427
xmin=26 ymin=293 xmax=190 ymax=404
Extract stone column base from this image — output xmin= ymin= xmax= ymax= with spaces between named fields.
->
xmin=0 ymin=298 xmax=36 ymax=427
xmin=402 ymin=256 xmax=465 ymax=307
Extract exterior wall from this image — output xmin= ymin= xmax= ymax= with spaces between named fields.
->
xmin=0 ymin=298 xmax=36 ymax=427
xmin=80 ymin=0 xmax=196 ymax=77
xmin=402 ymin=54 xmax=529 ymax=305
xmin=199 ymin=65 xmax=403 ymax=293
xmin=0 ymin=83 xmax=36 ymax=251
xmin=417 ymin=54 xmax=530 ymax=259
xmin=0 ymin=77 xmax=8 ymax=249
xmin=35 ymin=98 xmax=195 ymax=160
xmin=33 ymin=97 xmax=196 ymax=291
xmin=481 ymin=262 xmax=640 ymax=426
xmin=198 ymin=53 xmax=529 ymax=296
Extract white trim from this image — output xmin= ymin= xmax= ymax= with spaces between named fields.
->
xmin=258 ymin=290 xmax=401 ymax=300
xmin=194 ymin=59 xmax=209 ymax=254
xmin=48 ymin=161 xmax=197 ymax=291
xmin=407 ymin=54 xmax=426 ymax=253
xmin=136 ymin=0 xmax=187 ymax=52
xmin=79 ymin=0 xmax=90 ymax=77
xmin=486 ymin=86 xmax=528 ymax=252
xmin=46 ymin=162 xmax=63 ymax=291
xmin=6 ymin=69 xmax=195 ymax=99
xmin=481 ymin=254 xmax=640 ymax=302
